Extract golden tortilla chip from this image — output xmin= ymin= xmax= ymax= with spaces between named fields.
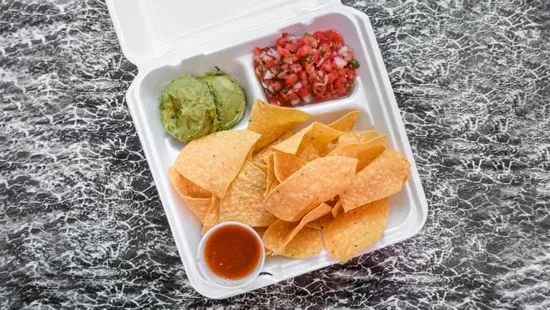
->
xmin=273 ymin=152 xmax=307 ymax=183
xmin=331 ymin=200 xmax=343 ymax=218
xmin=254 ymin=227 xmax=268 ymax=238
xmin=264 ymin=153 xmax=276 ymax=197
xmin=168 ymin=168 xmax=211 ymax=222
xmin=182 ymin=197 xmax=211 ymax=223
xmin=329 ymin=135 xmax=387 ymax=171
xmin=174 ymin=130 xmax=260 ymax=198
xmin=296 ymin=144 xmax=320 ymax=162
xmin=168 ymin=167 xmax=210 ymax=198
xmin=341 ymin=150 xmax=409 ymax=212
xmin=277 ymin=203 xmax=331 ymax=251
xmin=219 ymin=161 xmax=277 ymax=227
xmin=250 ymin=160 xmax=267 ymax=174
xmin=252 ymin=130 xmax=293 ymax=166
xmin=262 ymin=220 xmax=292 ymax=253
xmin=278 ymin=227 xmax=322 ymax=259
xmin=268 ymin=179 xmax=280 ymax=195
xmin=337 ymin=130 xmax=377 ymax=146
xmin=263 ymin=203 xmax=330 ymax=258
xmin=323 ymin=199 xmax=389 ymax=263
xmin=264 ymin=156 xmax=357 ymax=221
xmin=264 ymin=203 xmax=331 ymax=253
xmin=305 ymin=221 xmax=322 ymax=230
xmin=248 ymin=99 xmax=310 ymax=149
xmin=201 ymin=197 xmax=220 ymax=235
xmin=328 ymin=110 xmax=360 ymax=131
xmin=272 ymin=122 xmax=343 ymax=155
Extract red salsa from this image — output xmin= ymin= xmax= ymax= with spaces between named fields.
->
xmin=204 ymin=224 xmax=262 ymax=280
xmin=253 ymin=29 xmax=360 ymax=107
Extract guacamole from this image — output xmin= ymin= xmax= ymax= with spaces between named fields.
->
xmin=159 ymin=74 xmax=217 ymax=143
xmin=201 ymin=68 xmax=246 ymax=131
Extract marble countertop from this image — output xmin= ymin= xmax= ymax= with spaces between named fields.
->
xmin=1 ymin=0 xmax=549 ymax=308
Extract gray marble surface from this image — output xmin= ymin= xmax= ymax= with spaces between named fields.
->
xmin=1 ymin=0 xmax=549 ymax=309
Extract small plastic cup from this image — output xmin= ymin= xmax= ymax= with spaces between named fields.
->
xmin=197 ymin=221 xmax=265 ymax=288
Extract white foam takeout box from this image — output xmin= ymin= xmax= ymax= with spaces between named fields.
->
xmin=106 ymin=0 xmax=428 ymax=299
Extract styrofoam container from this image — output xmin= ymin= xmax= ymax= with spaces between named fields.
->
xmin=107 ymin=0 xmax=428 ymax=299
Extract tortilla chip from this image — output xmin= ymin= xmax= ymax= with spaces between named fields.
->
xmin=273 ymin=152 xmax=307 ymax=183
xmin=252 ymin=130 xmax=293 ymax=166
xmin=180 ymin=197 xmax=211 ymax=223
xmin=168 ymin=167 xmax=210 ymax=198
xmin=174 ymin=130 xmax=260 ymax=198
xmin=305 ymin=220 xmax=322 ymax=230
xmin=254 ymin=227 xmax=268 ymax=238
xmin=277 ymin=203 xmax=331 ymax=251
xmin=323 ymin=199 xmax=389 ymax=263
xmin=201 ymin=197 xmax=220 ymax=235
xmin=331 ymin=200 xmax=343 ymax=218
xmin=263 ymin=203 xmax=330 ymax=258
xmin=264 ymin=153 xmax=277 ymax=196
xmin=168 ymin=168 xmax=211 ymax=222
xmin=341 ymin=150 xmax=409 ymax=212
xmin=329 ymin=135 xmax=387 ymax=171
xmin=278 ymin=227 xmax=322 ymax=259
xmin=248 ymin=99 xmax=310 ymax=149
xmin=264 ymin=156 xmax=357 ymax=221
xmin=250 ymin=160 xmax=267 ymax=174
xmin=268 ymin=179 xmax=280 ymax=195
xmin=328 ymin=111 xmax=360 ymax=131
xmin=272 ymin=122 xmax=343 ymax=155
xmin=337 ymin=130 xmax=377 ymax=146
xmin=262 ymin=220 xmax=293 ymax=253
xmin=219 ymin=161 xmax=277 ymax=227
xmin=296 ymin=144 xmax=320 ymax=162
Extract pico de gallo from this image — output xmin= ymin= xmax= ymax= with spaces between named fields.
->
xmin=253 ymin=30 xmax=360 ymax=107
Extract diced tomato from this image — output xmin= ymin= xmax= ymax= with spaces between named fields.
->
xmin=253 ymin=47 xmax=262 ymax=56
xmin=286 ymin=42 xmax=298 ymax=53
xmin=277 ymin=46 xmax=291 ymax=57
xmin=335 ymin=76 xmax=347 ymax=95
xmin=303 ymin=35 xmax=318 ymax=48
xmin=321 ymin=62 xmax=333 ymax=72
xmin=290 ymin=63 xmax=302 ymax=73
xmin=313 ymin=31 xmax=326 ymax=42
xmin=324 ymin=30 xmax=343 ymax=43
xmin=284 ymin=74 xmax=298 ymax=86
xmin=272 ymin=81 xmax=282 ymax=92
xmin=265 ymin=59 xmax=277 ymax=68
xmin=297 ymin=45 xmax=313 ymax=58
xmin=297 ymin=87 xmax=309 ymax=97
xmin=346 ymin=68 xmax=357 ymax=80
xmin=276 ymin=32 xmax=289 ymax=47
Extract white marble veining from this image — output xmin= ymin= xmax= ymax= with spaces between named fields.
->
xmin=0 ymin=0 xmax=549 ymax=308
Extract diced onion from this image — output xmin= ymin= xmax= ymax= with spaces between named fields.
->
xmin=267 ymin=48 xmax=280 ymax=61
xmin=264 ymin=71 xmax=274 ymax=80
xmin=316 ymin=57 xmax=325 ymax=67
xmin=334 ymin=56 xmax=347 ymax=67
xmin=338 ymin=46 xmax=350 ymax=55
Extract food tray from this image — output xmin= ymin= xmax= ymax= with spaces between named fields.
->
xmin=107 ymin=0 xmax=428 ymax=299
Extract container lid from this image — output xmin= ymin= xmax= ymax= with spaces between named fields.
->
xmin=106 ymin=0 xmax=340 ymax=65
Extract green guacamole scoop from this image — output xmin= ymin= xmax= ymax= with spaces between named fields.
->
xmin=200 ymin=68 xmax=246 ymax=131
xmin=159 ymin=74 xmax=217 ymax=143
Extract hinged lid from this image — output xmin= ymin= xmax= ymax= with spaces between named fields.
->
xmin=106 ymin=0 xmax=341 ymax=66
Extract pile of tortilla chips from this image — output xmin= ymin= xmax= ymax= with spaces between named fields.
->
xmin=169 ymin=99 xmax=409 ymax=263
